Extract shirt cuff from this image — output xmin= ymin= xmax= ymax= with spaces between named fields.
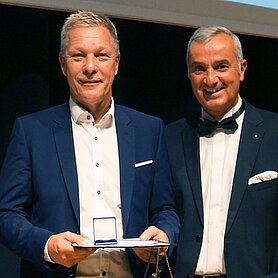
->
xmin=44 ymin=236 xmax=56 ymax=263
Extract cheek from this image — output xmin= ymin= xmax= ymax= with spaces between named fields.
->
xmin=104 ymin=67 xmax=117 ymax=84
xmin=190 ymin=77 xmax=203 ymax=96
xmin=108 ymin=61 xmax=119 ymax=77
xmin=66 ymin=72 xmax=80 ymax=92
xmin=66 ymin=71 xmax=76 ymax=85
xmin=223 ymin=79 xmax=240 ymax=97
xmin=67 ymin=63 xmax=81 ymax=77
xmin=221 ymin=72 xmax=240 ymax=86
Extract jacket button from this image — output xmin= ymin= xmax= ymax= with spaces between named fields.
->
xmin=102 ymin=271 xmax=107 ymax=276
xmin=187 ymin=275 xmax=192 ymax=278
xmin=196 ymin=235 xmax=201 ymax=242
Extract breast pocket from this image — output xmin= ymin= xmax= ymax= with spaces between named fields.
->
xmin=247 ymin=177 xmax=278 ymax=192
xmin=135 ymin=160 xmax=154 ymax=187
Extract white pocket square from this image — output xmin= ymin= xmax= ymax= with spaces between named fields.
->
xmin=248 ymin=170 xmax=278 ymax=185
xmin=135 ymin=160 xmax=153 ymax=168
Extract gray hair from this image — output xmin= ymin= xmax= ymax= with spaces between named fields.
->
xmin=186 ymin=26 xmax=243 ymax=72
xmin=60 ymin=10 xmax=119 ymax=56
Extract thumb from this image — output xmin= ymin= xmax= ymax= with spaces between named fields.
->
xmin=139 ymin=226 xmax=157 ymax=241
xmin=64 ymin=231 xmax=88 ymax=245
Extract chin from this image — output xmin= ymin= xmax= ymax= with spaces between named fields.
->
xmin=203 ymin=101 xmax=226 ymax=113
xmin=82 ymin=90 xmax=102 ymax=99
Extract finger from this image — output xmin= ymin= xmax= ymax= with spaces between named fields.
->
xmin=139 ymin=226 xmax=158 ymax=241
xmin=153 ymin=231 xmax=169 ymax=243
xmin=73 ymin=247 xmax=96 ymax=257
xmin=63 ymin=231 xmax=88 ymax=245
xmin=48 ymin=232 xmax=93 ymax=267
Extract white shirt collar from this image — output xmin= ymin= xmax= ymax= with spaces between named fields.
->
xmin=69 ymin=97 xmax=114 ymax=129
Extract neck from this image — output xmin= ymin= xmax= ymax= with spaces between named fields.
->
xmin=90 ymin=101 xmax=111 ymax=124
xmin=205 ymin=97 xmax=240 ymax=121
xmin=208 ymin=111 xmax=226 ymax=122
xmin=73 ymin=97 xmax=112 ymax=124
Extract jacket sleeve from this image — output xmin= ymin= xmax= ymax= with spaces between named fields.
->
xmin=149 ymin=119 xmax=180 ymax=245
xmin=0 ymin=118 xmax=53 ymax=265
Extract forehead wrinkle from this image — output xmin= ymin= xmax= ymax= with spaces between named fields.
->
xmin=70 ymin=44 xmax=108 ymax=51
xmin=67 ymin=27 xmax=115 ymax=47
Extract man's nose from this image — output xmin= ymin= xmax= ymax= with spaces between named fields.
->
xmin=204 ymin=68 xmax=218 ymax=85
xmin=83 ymin=54 xmax=98 ymax=74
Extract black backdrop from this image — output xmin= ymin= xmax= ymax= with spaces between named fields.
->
xmin=0 ymin=3 xmax=278 ymax=277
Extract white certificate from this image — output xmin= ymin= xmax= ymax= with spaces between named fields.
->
xmin=72 ymin=238 xmax=173 ymax=248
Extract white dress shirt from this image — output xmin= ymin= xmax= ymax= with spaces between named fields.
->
xmin=195 ymin=97 xmax=244 ymax=275
xmin=71 ymin=97 xmax=123 ymax=243
xmin=70 ymin=98 xmax=132 ymax=277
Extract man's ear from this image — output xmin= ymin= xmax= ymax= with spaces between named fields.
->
xmin=240 ymin=59 xmax=247 ymax=81
xmin=114 ymin=52 xmax=120 ymax=76
xmin=59 ymin=52 xmax=67 ymax=76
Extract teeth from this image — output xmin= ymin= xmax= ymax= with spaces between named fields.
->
xmin=205 ymin=88 xmax=222 ymax=93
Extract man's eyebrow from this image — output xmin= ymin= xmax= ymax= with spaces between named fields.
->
xmin=190 ymin=59 xmax=232 ymax=67
xmin=67 ymin=46 xmax=83 ymax=53
xmin=215 ymin=59 xmax=231 ymax=64
xmin=190 ymin=61 xmax=205 ymax=67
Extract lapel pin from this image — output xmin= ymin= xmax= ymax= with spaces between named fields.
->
xmin=254 ymin=134 xmax=259 ymax=138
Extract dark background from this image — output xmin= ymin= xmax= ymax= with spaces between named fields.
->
xmin=0 ymin=3 xmax=278 ymax=277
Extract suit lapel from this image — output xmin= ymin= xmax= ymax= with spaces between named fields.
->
xmin=52 ymin=103 xmax=80 ymax=228
xmin=182 ymin=116 xmax=204 ymax=224
xmin=225 ymin=101 xmax=264 ymax=235
xmin=115 ymin=105 xmax=135 ymax=234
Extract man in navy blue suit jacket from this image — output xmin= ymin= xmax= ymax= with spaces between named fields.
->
xmin=166 ymin=26 xmax=278 ymax=278
xmin=0 ymin=11 xmax=179 ymax=278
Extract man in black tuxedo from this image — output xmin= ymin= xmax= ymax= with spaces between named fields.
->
xmin=166 ymin=26 xmax=278 ymax=278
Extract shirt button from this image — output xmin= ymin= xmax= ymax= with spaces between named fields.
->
xmin=102 ymin=271 xmax=106 ymax=276
xmin=94 ymin=136 xmax=98 ymax=140
xmin=96 ymin=163 xmax=99 ymax=167
xmin=87 ymin=115 xmax=91 ymax=120
xmin=97 ymin=190 xmax=101 ymax=195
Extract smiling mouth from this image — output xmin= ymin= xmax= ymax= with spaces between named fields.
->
xmin=79 ymin=80 xmax=102 ymax=86
xmin=203 ymin=87 xmax=224 ymax=94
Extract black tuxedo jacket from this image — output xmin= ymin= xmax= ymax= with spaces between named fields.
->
xmin=166 ymin=100 xmax=278 ymax=278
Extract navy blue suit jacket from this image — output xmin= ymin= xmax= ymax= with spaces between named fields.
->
xmin=166 ymin=100 xmax=278 ymax=278
xmin=0 ymin=102 xmax=180 ymax=278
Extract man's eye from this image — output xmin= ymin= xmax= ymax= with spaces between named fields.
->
xmin=96 ymin=53 xmax=110 ymax=61
xmin=216 ymin=64 xmax=229 ymax=71
xmin=70 ymin=54 xmax=84 ymax=62
xmin=193 ymin=67 xmax=205 ymax=74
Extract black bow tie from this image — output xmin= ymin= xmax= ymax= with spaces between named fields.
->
xmin=197 ymin=101 xmax=245 ymax=136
